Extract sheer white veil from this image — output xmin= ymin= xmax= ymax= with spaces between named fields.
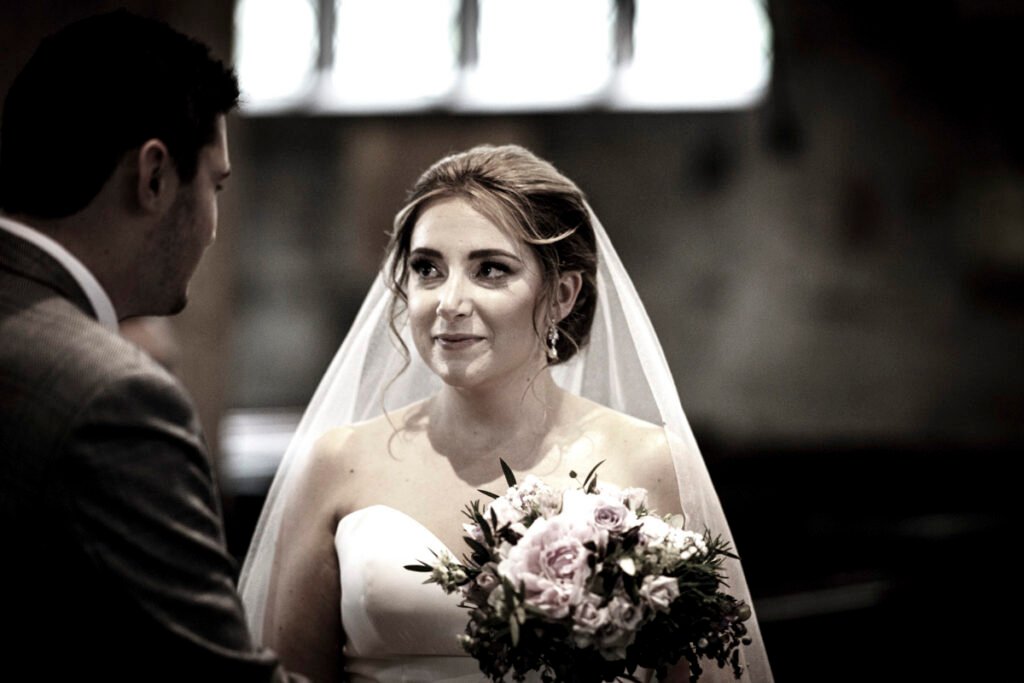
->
xmin=239 ymin=187 xmax=772 ymax=683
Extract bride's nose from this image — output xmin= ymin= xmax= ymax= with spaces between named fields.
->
xmin=436 ymin=274 xmax=472 ymax=321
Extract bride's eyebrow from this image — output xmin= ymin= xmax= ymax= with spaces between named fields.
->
xmin=409 ymin=247 xmax=523 ymax=264
xmin=468 ymin=249 xmax=522 ymax=263
xmin=409 ymin=247 xmax=442 ymax=260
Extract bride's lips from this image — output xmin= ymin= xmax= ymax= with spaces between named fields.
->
xmin=434 ymin=333 xmax=484 ymax=350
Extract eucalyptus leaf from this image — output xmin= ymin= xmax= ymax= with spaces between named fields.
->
xmin=499 ymin=458 xmax=517 ymax=487
xmin=582 ymin=460 xmax=605 ymax=491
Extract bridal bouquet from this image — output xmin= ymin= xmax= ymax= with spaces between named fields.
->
xmin=406 ymin=462 xmax=752 ymax=682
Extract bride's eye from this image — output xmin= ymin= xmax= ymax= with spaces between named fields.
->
xmin=477 ymin=261 xmax=512 ymax=281
xmin=410 ymin=257 xmax=442 ymax=281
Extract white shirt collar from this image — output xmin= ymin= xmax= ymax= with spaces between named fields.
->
xmin=0 ymin=214 xmax=119 ymax=332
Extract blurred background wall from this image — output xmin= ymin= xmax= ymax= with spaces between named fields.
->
xmin=3 ymin=1 xmax=1021 ymax=680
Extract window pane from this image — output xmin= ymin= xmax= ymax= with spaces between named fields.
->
xmin=235 ymin=0 xmax=319 ymax=106
xmin=463 ymin=0 xmax=615 ymax=110
xmin=618 ymin=0 xmax=772 ymax=109
xmin=331 ymin=0 xmax=460 ymax=109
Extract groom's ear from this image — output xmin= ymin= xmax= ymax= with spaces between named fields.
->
xmin=552 ymin=270 xmax=583 ymax=323
xmin=135 ymin=139 xmax=178 ymax=213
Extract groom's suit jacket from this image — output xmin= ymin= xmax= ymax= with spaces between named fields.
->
xmin=0 ymin=228 xmax=302 ymax=681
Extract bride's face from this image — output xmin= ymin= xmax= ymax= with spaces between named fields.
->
xmin=407 ymin=197 xmax=547 ymax=390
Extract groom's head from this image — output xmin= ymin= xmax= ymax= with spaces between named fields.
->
xmin=0 ymin=10 xmax=239 ymax=317
xmin=0 ymin=10 xmax=239 ymax=219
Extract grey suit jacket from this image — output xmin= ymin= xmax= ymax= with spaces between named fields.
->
xmin=0 ymin=228 xmax=304 ymax=681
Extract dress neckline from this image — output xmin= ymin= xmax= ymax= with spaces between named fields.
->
xmin=337 ymin=504 xmax=456 ymax=555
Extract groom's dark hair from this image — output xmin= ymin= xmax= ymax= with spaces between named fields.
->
xmin=0 ymin=9 xmax=239 ymax=219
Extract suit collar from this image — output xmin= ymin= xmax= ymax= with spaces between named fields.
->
xmin=0 ymin=216 xmax=118 ymax=331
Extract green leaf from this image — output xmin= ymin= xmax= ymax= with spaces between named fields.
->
xmin=500 ymin=458 xmax=517 ymax=487
xmin=509 ymin=614 xmax=520 ymax=647
xmin=481 ymin=521 xmax=495 ymax=547
xmin=582 ymin=460 xmax=605 ymax=491
xmin=464 ymin=536 xmax=491 ymax=560
xmin=477 ymin=488 xmax=500 ymax=500
xmin=403 ymin=563 xmax=433 ymax=572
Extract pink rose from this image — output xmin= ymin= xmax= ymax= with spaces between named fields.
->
xmin=572 ymin=593 xmax=609 ymax=647
xmin=607 ymin=594 xmax=645 ymax=632
xmin=534 ymin=581 xmax=577 ymax=619
xmin=497 ymin=516 xmax=599 ymax=616
xmin=562 ymin=489 xmax=636 ymax=535
xmin=539 ymin=535 xmax=589 ymax=583
xmin=592 ymin=499 xmax=633 ymax=533
xmin=597 ymin=595 xmax=646 ymax=659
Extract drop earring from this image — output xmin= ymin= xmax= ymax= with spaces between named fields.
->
xmin=546 ymin=321 xmax=559 ymax=361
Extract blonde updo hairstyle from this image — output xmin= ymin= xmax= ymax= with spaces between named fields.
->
xmin=386 ymin=144 xmax=598 ymax=364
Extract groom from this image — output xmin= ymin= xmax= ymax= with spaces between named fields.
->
xmin=0 ymin=11 xmax=303 ymax=681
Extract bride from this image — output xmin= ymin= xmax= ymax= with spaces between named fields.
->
xmin=240 ymin=145 xmax=772 ymax=682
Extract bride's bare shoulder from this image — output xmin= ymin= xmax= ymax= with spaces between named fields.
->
xmin=310 ymin=398 xmax=431 ymax=465
xmin=564 ymin=394 xmax=666 ymax=450
xmin=295 ymin=399 xmax=432 ymax=511
xmin=561 ymin=394 xmax=685 ymax=514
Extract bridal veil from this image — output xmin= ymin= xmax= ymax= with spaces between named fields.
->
xmin=239 ymin=199 xmax=773 ymax=682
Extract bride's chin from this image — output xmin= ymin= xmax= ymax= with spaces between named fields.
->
xmin=430 ymin=358 xmax=481 ymax=387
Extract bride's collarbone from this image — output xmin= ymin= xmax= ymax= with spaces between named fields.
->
xmin=329 ymin=399 xmax=669 ymax=518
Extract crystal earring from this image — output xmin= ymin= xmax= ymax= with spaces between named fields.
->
xmin=546 ymin=321 xmax=559 ymax=361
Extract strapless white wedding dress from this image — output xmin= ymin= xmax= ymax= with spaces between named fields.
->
xmin=336 ymin=505 xmax=543 ymax=683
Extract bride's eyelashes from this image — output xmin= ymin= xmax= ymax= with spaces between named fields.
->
xmin=409 ymin=257 xmax=442 ymax=281
xmin=408 ymin=257 xmax=518 ymax=286
xmin=477 ymin=260 xmax=514 ymax=282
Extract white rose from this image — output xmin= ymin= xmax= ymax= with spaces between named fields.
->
xmin=639 ymin=575 xmax=680 ymax=612
xmin=462 ymin=522 xmax=484 ymax=544
xmin=637 ymin=515 xmax=671 ymax=545
xmin=621 ymin=487 xmax=649 ymax=512
xmin=487 ymin=496 xmax=525 ymax=530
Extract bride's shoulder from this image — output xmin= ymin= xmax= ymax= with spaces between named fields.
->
xmin=297 ymin=399 xmax=431 ymax=509
xmin=560 ymin=394 xmax=686 ymax=514
xmin=564 ymin=395 xmax=667 ymax=450
xmin=310 ymin=399 xmax=431 ymax=463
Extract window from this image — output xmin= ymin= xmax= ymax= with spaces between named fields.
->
xmin=330 ymin=0 xmax=460 ymax=110
xmin=234 ymin=0 xmax=772 ymax=113
xmin=234 ymin=0 xmax=319 ymax=104
xmin=463 ymin=0 xmax=615 ymax=110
